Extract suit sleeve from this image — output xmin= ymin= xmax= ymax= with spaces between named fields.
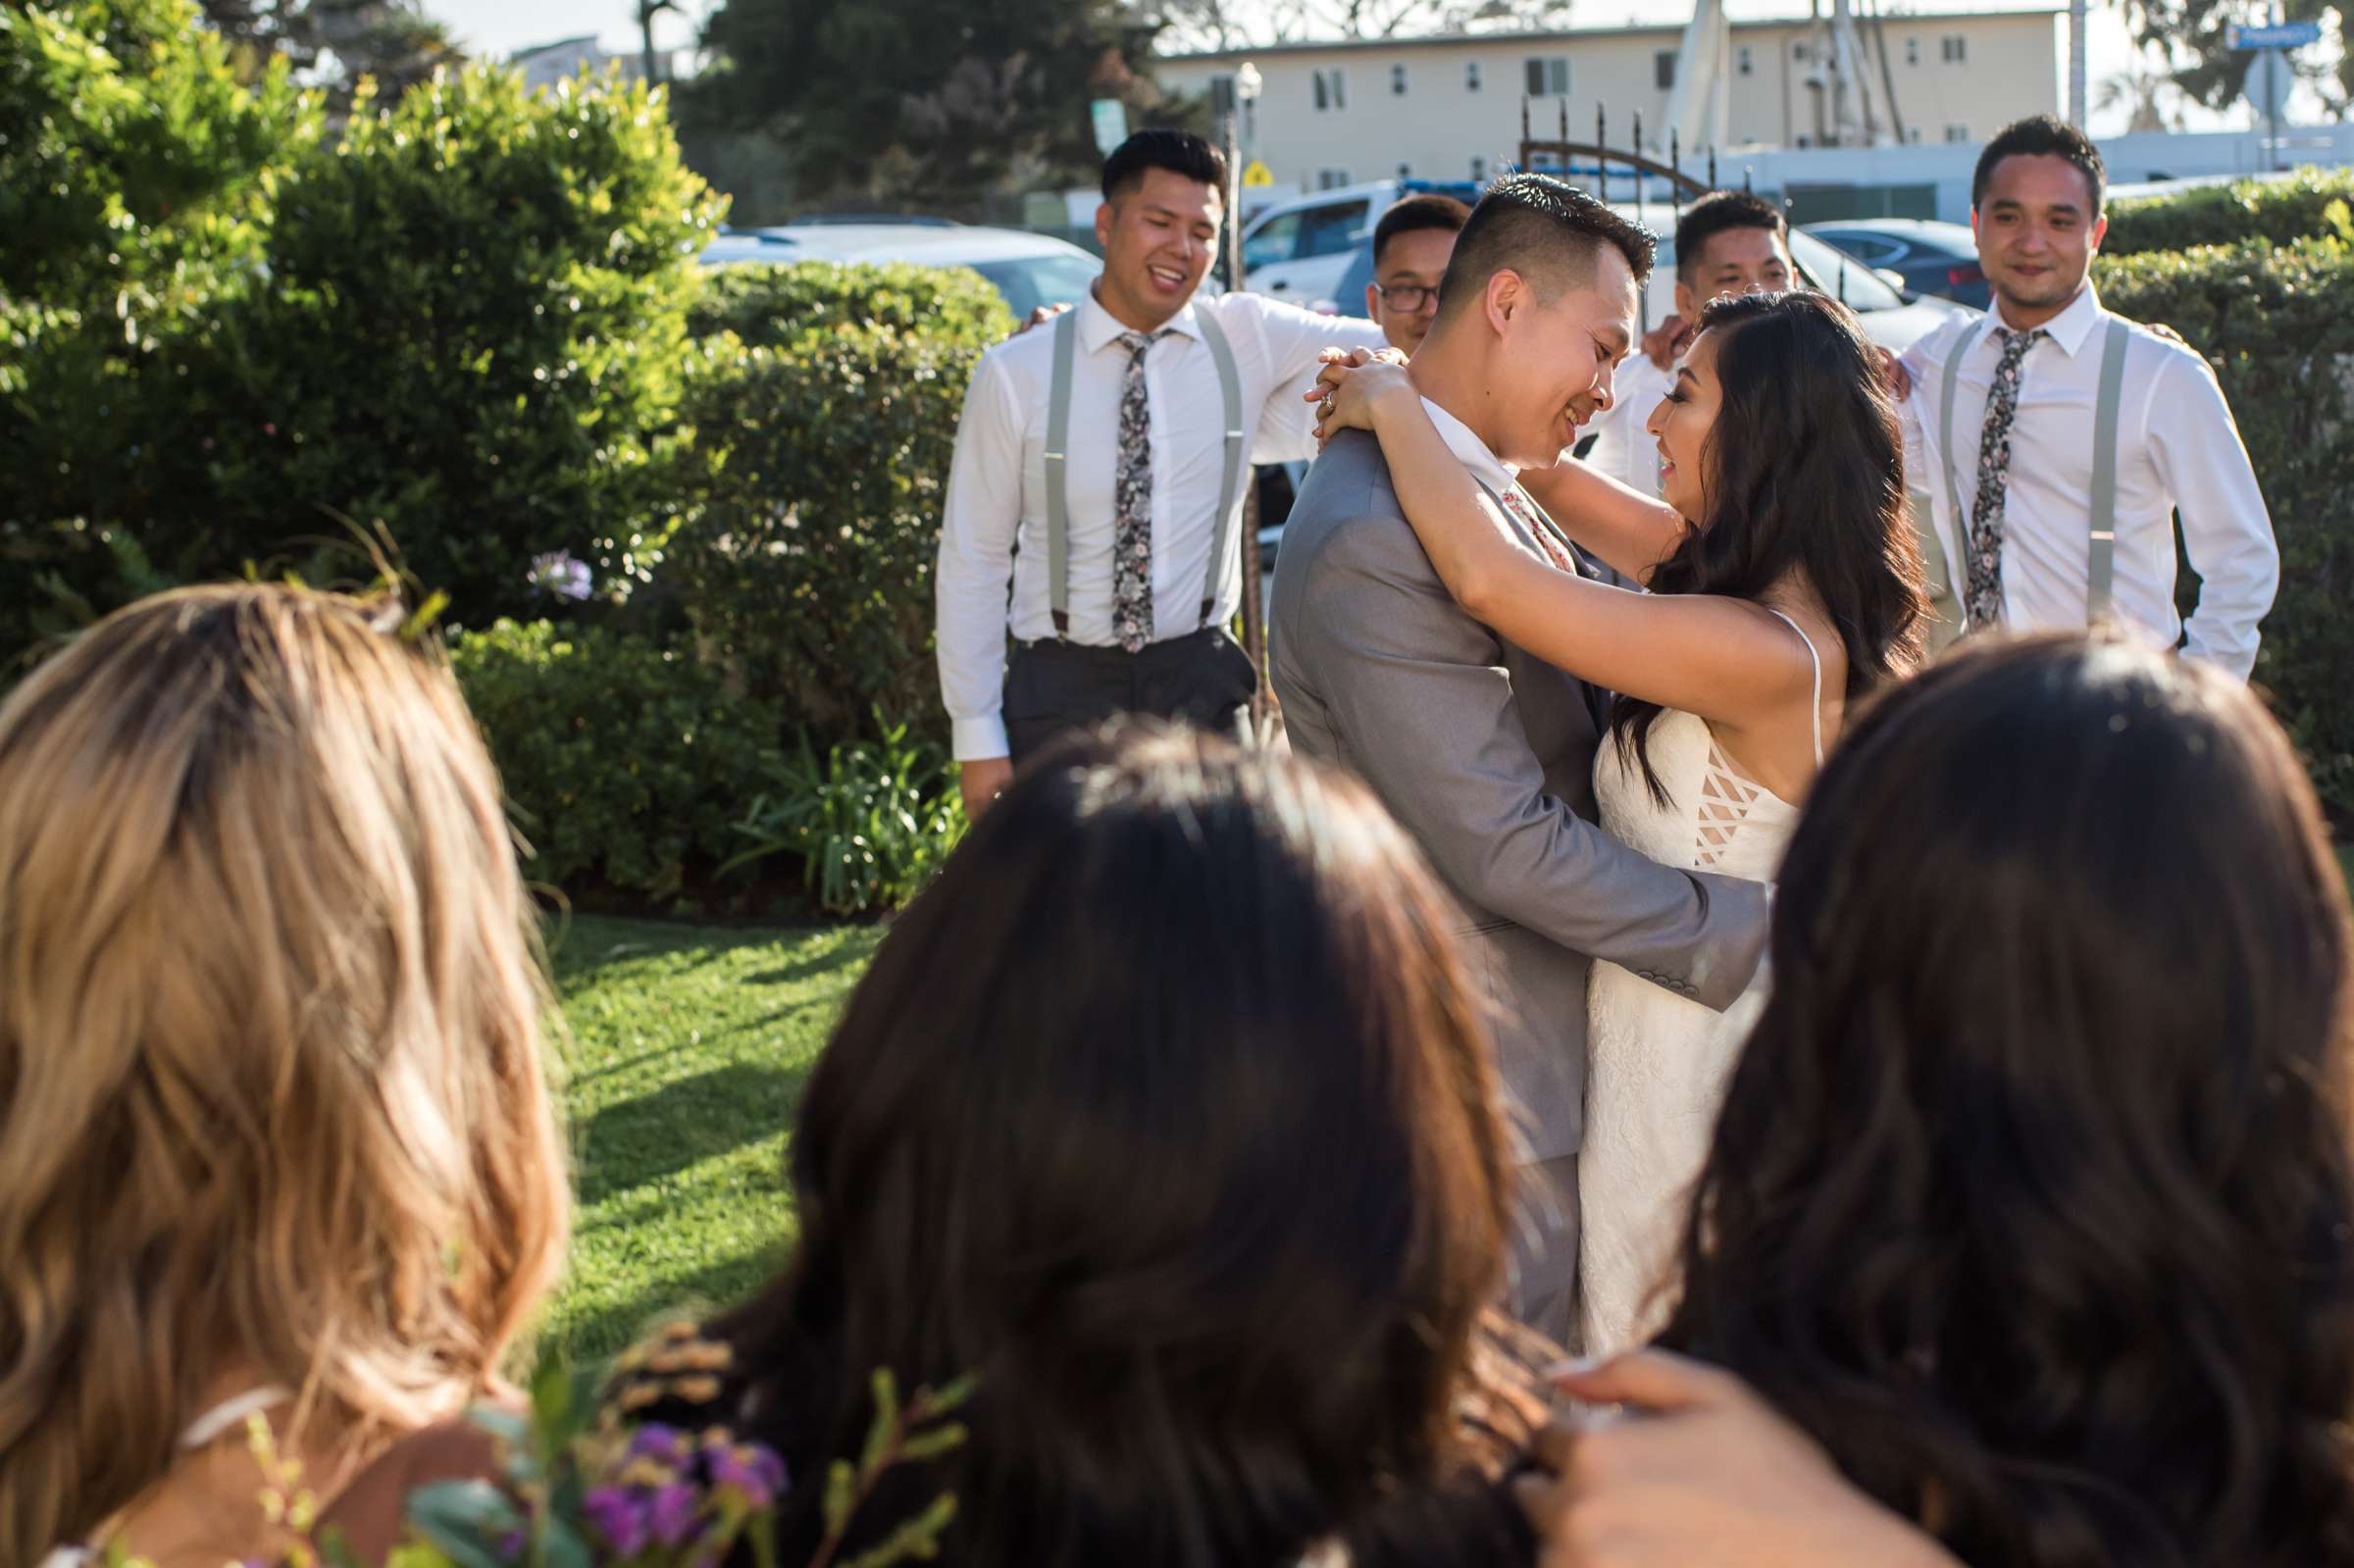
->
xmin=1291 ymin=509 xmax=1768 ymax=1011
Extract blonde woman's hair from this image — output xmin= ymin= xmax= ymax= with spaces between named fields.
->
xmin=0 ymin=583 xmax=572 ymax=1562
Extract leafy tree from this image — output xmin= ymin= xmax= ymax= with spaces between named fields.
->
xmin=198 ymin=0 xmax=463 ymax=100
xmin=2119 ymin=0 xmax=2350 ymax=121
xmin=683 ymin=0 xmax=1167 ymax=207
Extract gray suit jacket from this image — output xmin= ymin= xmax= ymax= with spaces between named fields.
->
xmin=1270 ymin=430 xmax=1769 ymax=1165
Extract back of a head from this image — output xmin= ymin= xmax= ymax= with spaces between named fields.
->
xmin=1972 ymin=113 xmax=2107 ymax=212
xmin=721 ymin=725 xmax=1525 ymax=1568
xmin=1671 ymin=190 xmax=1788 ymax=282
xmin=1432 ymin=174 xmax=1654 ymax=331
xmin=0 ymin=584 xmax=570 ymax=1565
xmin=1666 ymin=634 xmax=2354 ymax=1567
xmin=1101 ymin=127 xmax=1229 ymax=202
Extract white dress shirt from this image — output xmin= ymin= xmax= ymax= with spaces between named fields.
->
xmin=1576 ymin=352 xmax=1674 ymax=499
xmin=1898 ymin=280 xmax=2277 ymax=680
xmin=937 ymin=287 xmax=1384 ymax=760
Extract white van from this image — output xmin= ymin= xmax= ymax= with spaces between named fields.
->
xmin=1239 ymin=178 xmax=1482 ymax=304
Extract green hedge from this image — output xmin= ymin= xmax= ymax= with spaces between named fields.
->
xmin=2094 ymin=233 xmax=2354 ymax=811
xmin=669 ymin=263 xmax=1011 ymax=736
xmin=688 ymin=259 xmax=1010 ymax=348
xmin=2 ymin=0 xmax=723 ymax=660
xmin=2103 ymin=168 xmax=2354 ymax=258
xmin=449 ymin=618 xmax=786 ymax=902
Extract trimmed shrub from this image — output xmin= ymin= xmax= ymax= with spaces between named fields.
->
xmin=2 ymin=41 xmax=724 ymax=671
xmin=2103 ymin=168 xmax=2354 ymax=258
xmin=449 ymin=618 xmax=786 ymax=902
xmin=689 ymin=258 xmax=1011 ymax=349
xmin=669 ymin=263 xmax=1011 ymax=736
xmin=2095 ymin=233 xmax=2354 ymax=811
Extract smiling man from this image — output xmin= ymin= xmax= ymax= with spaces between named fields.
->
xmin=937 ymin=130 xmax=1384 ymax=817
xmin=1271 ymin=176 xmax=1769 ymax=1342
xmin=1897 ymin=115 xmax=2277 ymax=676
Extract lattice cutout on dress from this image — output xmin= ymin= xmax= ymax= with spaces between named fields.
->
xmin=1694 ymin=742 xmax=1767 ymax=868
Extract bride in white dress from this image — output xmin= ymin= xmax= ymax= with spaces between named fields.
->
xmin=1311 ymin=289 xmax=1926 ymax=1351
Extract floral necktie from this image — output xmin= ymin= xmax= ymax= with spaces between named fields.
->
xmin=1500 ymin=486 xmax=1583 ymax=578
xmin=1113 ymin=329 xmax=1174 ymax=654
xmin=1967 ymin=326 xmax=2047 ymax=630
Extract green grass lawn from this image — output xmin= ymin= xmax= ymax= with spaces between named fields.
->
xmin=541 ymin=912 xmax=882 ymax=1363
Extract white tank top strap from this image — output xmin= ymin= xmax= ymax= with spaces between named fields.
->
xmin=179 ymin=1384 xmax=294 ymax=1449
xmin=1764 ymin=608 xmax=1825 ymax=767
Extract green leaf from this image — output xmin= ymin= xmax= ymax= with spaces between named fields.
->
xmin=404 ymin=1480 xmax=525 ymax=1568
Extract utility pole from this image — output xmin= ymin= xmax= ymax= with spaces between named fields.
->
xmin=639 ymin=0 xmax=674 ymax=85
xmin=2069 ymin=0 xmax=2088 ymax=126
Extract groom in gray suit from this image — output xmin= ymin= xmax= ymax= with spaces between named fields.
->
xmin=1270 ymin=176 xmax=1769 ymax=1342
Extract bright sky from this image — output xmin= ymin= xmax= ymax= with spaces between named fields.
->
xmin=416 ymin=0 xmax=2265 ymax=137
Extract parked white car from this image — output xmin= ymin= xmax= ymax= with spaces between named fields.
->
xmin=1239 ymin=178 xmax=1483 ymax=303
xmin=700 ymin=223 xmax=1102 ymax=319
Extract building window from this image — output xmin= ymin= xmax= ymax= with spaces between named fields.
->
xmin=1793 ymin=40 xmax=1811 ymax=60
xmin=1796 ymin=133 xmax=1813 ymax=147
xmin=1315 ymin=167 xmax=1355 ymax=189
xmin=1906 ymin=35 xmax=1919 ymax=65
xmin=1944 ymin=122 xmax=1970 ymax=141
xmin=1736 ymin=44 xmax=1754 ymax=75
xmin=1397 ymin=161 xmax=1412 ymax=178
xmin=1905 ymin=125 xmax=1923 ymax=143
xmin=1312 ymin=68 xmax=1349 ymax=110
xmin=1525 ymin=55 xmax=1569 ymax=96
xmin=1465 ymin=60 xmax=1483 ymax=92
xmin=1941 ymin=34 xmax=1967 ymax=62
xmin=1655 ymin=50 xmax=1676 ymax=89
xmin=1470 ymin=154 xmax=1488 ymax=180
xmin=1391 ymin=63 xmax=1407 ymax=95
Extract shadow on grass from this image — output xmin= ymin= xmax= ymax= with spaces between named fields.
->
xmin=547 ymin=1240 xmax=790 ymax=1367
xmin=576 ymin=1061 xmax=810 ymax=1206
xmin=742 ymin=940 xmax=869 ymax=989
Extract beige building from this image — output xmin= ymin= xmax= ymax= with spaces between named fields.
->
xmin=1158 ymin=10 xmax=2061 ymax=195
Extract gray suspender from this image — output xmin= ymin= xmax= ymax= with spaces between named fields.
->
xmin=2084 ymin=317 xmax=2131 ymax=620
xmin=1936 ymin=312 xmax=2133 ymax=628
xmin=1040 ymin=307 xmax=1246 ymax=641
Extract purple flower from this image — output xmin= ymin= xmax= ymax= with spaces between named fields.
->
xmin=627 ymin=1422 xmax=691 ymax=1467
xmin=583 ymin=1485 xmax=650 ymax=1556
xmin=649 ymin=1480 xmax=702 ymax=1546
xmin=529 ymin=550 xmax=593 ymax=602
xmin=705 ymin=1440 xmax=789 ymax=1509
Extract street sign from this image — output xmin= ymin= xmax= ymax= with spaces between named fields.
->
xmin=1090 ymin=98 xmax=1128 ymax=157
xmin=2226 ymin=20 xmax=2322 ymax=48
xmin=1242 ymin=159 xmax=1275 ymax=187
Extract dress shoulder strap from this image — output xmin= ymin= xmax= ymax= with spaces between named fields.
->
xmin=179 ymin=1385 xmax=293 ymax=1449
xmin=1764 ymin=608 xmax=1825 ymax=767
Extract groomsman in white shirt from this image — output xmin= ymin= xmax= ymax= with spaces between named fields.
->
xmin=1556 ymin=189 xmax=1795 ymax=504
xmin=1897 ymin=115 xmax=2278 ymax=678
xmin=937 ymin=130 xmax=1385 ymax=819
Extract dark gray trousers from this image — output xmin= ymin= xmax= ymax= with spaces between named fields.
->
xmin=1004 ymin=626 xmax=1256 ymax=765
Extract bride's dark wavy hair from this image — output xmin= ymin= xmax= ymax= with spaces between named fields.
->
xmin=708 ymin=725 xmax=1539 ymax=1568
xmin=1659 ymin=634 xmax=2354 ymax=1568
xmin=1610 ymin=289 xmax=1926 ymax=803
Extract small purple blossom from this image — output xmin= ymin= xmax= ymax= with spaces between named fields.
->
xmin=528 ymin=550 xmax=593 ymax=602
xmin=583 ymin=1484 xmax=650 ymax=1556
xmin=648 ymin=1481 xmax=702 ymax=1547
xmin=705 ymin=1440 xmax=789 ymax=1509
xmin=627 ymin=1421 xmax=692 ymax=1467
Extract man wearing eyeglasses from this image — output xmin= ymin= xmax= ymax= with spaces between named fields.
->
xmin=1364 ymin=194 xmax=1470 ymax=354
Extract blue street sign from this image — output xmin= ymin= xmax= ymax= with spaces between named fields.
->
xmin=1090 ymin=99 xmax=1129 ymax=157
xmin=2226 ymin=20 xmax=2323 ymax=48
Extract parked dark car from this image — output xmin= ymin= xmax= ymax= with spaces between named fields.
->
xmin=1800 ymin=219 xmax=1991 ymax=308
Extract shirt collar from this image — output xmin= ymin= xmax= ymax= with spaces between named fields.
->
xmin=1078 ymin=281 xmax=1203 ymax=353
xmin=1420 ymin=396 xmax=1517 ymax=490
xmin=1992 ymin=277 xmax=2104 ymax=358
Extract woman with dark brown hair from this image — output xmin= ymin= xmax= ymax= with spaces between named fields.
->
xmin=620 ymin=725 xmax=1541 ymax=1568
xmin=1526 ymin=633 xmax=2354 ymax=1568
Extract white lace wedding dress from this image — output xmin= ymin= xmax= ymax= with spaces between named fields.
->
xmin=1576 ymin=611 xmax=1822 ymax=1356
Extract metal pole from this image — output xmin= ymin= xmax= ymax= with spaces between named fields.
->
xmin=1708 ymin=146 xmax=1718 ymax=189
xmin=1670 ymin=129 xmax=1683 ymax=223
xmin=1597 ymin=105 xmax=1609 ymax=200
xmin=1221 ymin=110 xmax=1271 ymax=735
xmin=2068 ymin=0 xmax=2088 ymax=126
xmin=1633 ymin=112 xmax=1646 ymax=225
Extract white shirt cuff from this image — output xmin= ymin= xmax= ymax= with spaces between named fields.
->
xmin=952 ymin=715 xmax=1011 ymax=762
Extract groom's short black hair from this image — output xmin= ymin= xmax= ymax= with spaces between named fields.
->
xmin=1101 ymin=129 xmax=1229 ymax=203
xmin=1434 ymin=174 xmax=1655 ymax=328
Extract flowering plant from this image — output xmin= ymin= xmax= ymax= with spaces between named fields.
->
xmin=123 ymin=1329 xmax=970 ymax=1568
